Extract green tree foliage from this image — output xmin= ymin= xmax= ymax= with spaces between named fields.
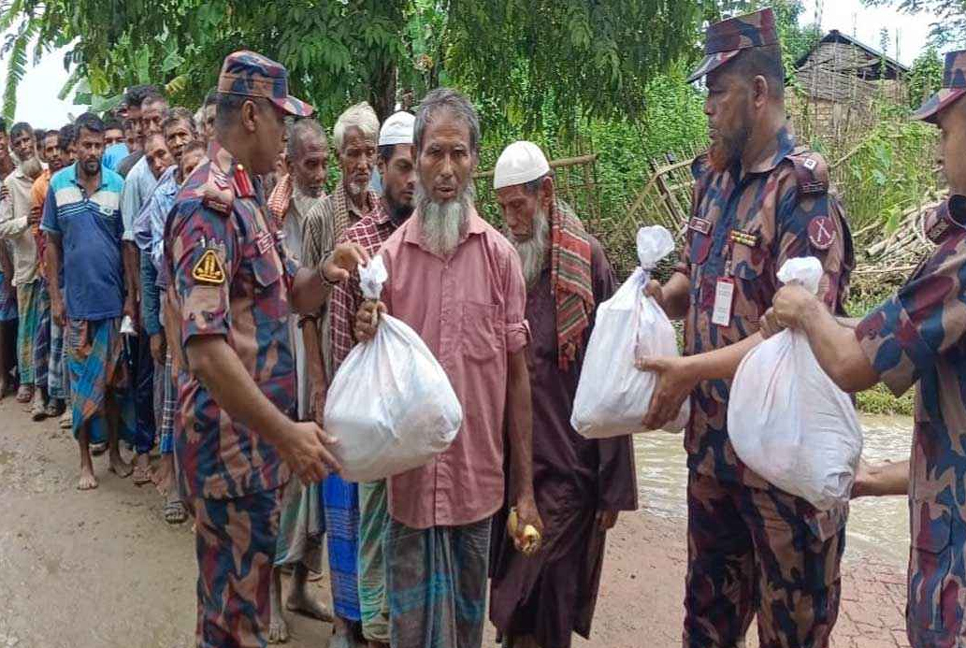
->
xmin=907 ymin=47 xmax=945 ymax=106
xmin=0 ymin=0 xmax=706 ymax=129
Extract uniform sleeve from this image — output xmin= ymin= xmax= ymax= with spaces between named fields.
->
xmin=774 ymin=175 xmax=850 ymax=310
xmin=40 ymin=185 xmax=59 ymax=234
xmin=168 ymin=204 xmax=238 ymax=346
xmin=503 ymin=243 xmax=530 ymax=354
xmin=855 ymin=230 xmax=966 ymax=397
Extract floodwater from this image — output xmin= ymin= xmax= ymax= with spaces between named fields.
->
xmin=634 ymin=413 xmax=913 ymax=565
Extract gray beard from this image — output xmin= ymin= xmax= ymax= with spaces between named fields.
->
xmin=510 ymin=208 xmax=550 ymax=286
xmin=416 ymin=183 xmax=474 ymax=257
xmin=347 ymin=179 xmax=367 ymax=197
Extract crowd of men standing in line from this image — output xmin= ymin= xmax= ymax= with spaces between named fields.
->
xmin=3 ymin=7 xmax=966 ymax=648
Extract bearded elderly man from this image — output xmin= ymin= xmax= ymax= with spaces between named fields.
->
xmin=487 ymin=142 xmax=637 ymax=648
xmin=0 ymin=122 xmax=46 ymax=407
xmin=355 ymin=88 xmax=541 ymax=648
xmin=265 ymin=116 xmax=333 ymax=644
xmin=297 ymin=101 xmax=380 ymax=647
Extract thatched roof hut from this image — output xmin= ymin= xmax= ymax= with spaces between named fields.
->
xmin=788 ymin=30 xmax=909 ymax=143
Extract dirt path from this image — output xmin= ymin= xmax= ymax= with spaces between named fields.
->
xmin=0 ymin=396 xmax=910 ymax=648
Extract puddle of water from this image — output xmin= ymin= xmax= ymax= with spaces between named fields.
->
xmin=634 ymin=413 xmax=912 ymax=565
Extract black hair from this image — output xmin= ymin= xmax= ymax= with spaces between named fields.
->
xmin=103 ymin=117 xmax=123 ymax=132
xmin=122 ymin=117 xmax=138 ymax=132
xmin=34 ymin=128 xmax=46 ymax=145
xmin=58 ymin=124 xmax=76 ymax=152
xmin=141 ymin=90 xmax=167 ymax=110
xmin=74 ymin=112 xmax=105 ymax=137
xmin=0 ymin=118 xmax=6 ymax=134
xmin=125 ymin=84 xmax=160 ymax=109
xmin=10 ymin=122 xmax=33 ymax=141
xmin=723 ymin=44 xmax=785 ymax=99
xmin=378 ymin=144 xmax=396 ymax=165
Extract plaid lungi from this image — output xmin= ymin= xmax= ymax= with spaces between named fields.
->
xmin=358 ymin=479 xmax=391 ymax=643
xmin=387 ymin=517 xmax=491 ymax=648
xmin=32 ymin=280 xmax=50 ymax=389
xmin=66 ymin=317 xmax=128 ymax=441
xmin=323 ymin=474 xmax=361 ymax=621
xmin=15 ymin=279 xmax=44 ymax=384
xmin=159 ymin=350 xmax=177 ymax=455
xmin=275 ymin=477 xmax=324 ymax=571
xmin=0 ymin=269 xmax=16 ymax=322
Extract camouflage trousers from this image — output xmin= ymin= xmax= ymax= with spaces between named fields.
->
xmin=684 ymin=471 xmax=845 ymax=648
xmin=193 ymin=487 xmax=283 ymax=648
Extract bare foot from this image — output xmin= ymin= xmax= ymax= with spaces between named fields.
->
xmin=77 ymin=467 xmax=98 ymax=491
xmin=109 ymin=455 xmax=133 ymax=478
xmin=286 ymin=588 xmax=333 ymax=623
xmin=269 ymin=568 xmax=290 ymax=644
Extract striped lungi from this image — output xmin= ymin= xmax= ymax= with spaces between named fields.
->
xmin=387 ymin=517 xmax=491 ymax=648
xmin=358 ymin=479 xmax=391 ymax=643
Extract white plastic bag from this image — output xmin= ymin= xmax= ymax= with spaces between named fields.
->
xmin=728 ymin=257 xmax=862 ymax=510
xmin=571 ymin=226 xmax=690 ymax=438
xmin=323 ymin=256 xmax=463 ymax=483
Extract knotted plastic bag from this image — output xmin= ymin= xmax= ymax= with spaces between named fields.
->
xmin=324 ymin=255 xmax=463 ymax=482
xmin=728 ymin=257 xmax=862 ymax=509
xmin=571 ymin=226 xmax=690 ymax=438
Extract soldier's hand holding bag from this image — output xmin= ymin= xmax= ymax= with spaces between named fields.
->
xmin=728 ymin=257 xmax=863 ymax=510
xmin=324 ymin=255 xmax=463 ymax=482
xmin=571 ymin=226 xmax=690 ymax=438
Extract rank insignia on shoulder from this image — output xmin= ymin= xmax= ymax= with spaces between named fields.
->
xmin=192 ymin=249 xmax=226 ymax=285
xmin=730 ymin=229 xmax=759 ymax=247
xmin=688 ymin=216 xmax=712 ymax=235
xmin=233 ymin=164 xmax=255 ymax=198
xmin=808 ymin=216 xmax=837 ymax=250
xmin=202 ymin=182 xmax=233 ymax=215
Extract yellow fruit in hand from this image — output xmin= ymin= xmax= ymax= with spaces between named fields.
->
xmin=507 ymin=507 xmax=541 ymax=555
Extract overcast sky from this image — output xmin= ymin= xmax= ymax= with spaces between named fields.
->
xmin=0 ymin=0 xmax=943 ymax=129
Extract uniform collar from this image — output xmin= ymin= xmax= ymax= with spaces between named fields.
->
xmin=742 ymin=123 xmax=797 ymax=176
xmin=207 ymin=141 xmax=255 ymax=198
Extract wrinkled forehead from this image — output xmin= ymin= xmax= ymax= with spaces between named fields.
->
xmin=422 ymin=113 xmax=472 ymax=149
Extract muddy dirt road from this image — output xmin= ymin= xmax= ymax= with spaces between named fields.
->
xmin=0 ymin=396 xmax=910 ymax=648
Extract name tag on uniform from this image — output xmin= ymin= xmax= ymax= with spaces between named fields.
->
xmin=256 ymin=231 xmax=274 ymax=254
xmin=712 ymin=278 xmax=735 ymax=327
xmin=688 ymin=217 xmax=712 ymax=235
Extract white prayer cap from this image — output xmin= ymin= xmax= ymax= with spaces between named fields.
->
xmin=379 ymin=111 xmax=415 ymax=146
xmin=493 ymin=141 xmax=550 ymax=190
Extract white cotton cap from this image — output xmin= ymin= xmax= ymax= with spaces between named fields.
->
xmin=379 ymin=111 xmax=415 ymax=146
xmin=493 ymin=141 xmax=550 ymax=190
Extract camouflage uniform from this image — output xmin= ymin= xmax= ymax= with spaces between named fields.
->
xmin=164 ymin=50 xmax=313 ymax=648
xmin=856 ymin=51 xmax=966 ymax=648
xmin=678 ymin=10 xmax=855 ymax=648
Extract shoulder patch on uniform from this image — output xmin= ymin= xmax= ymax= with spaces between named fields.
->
xmin=808 ymin=216 xmax=837 ymax=250
xmin=787 ymin=150 xmax=829 ymax=195
xmin=192 ymin=249 xmax=226 ymax=285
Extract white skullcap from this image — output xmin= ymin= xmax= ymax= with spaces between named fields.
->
xmin=493 ymin=141 xmax=550 ymax=190
xmin=379 ymin=111 xmax=415 ymax=146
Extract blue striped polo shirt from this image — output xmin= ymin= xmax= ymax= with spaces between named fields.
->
xmin=41 ymin=162 xmax=126 ymax=321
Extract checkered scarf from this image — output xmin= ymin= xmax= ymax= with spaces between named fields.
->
xmin=550 ymin=200 xmax=594 ymax=370
xmin=267 ymin=173 xmax=293 ymax=225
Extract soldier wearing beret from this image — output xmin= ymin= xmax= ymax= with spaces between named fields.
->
xmin=164 ymin=50 xmax=366 ymax=647
xmin=767 ymin=50 xmax=966 ymax=648
xmin=637 ymin=9 xmax=855 ymax=647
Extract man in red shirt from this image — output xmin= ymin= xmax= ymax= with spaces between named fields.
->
xmin=356 ymin=88 xmax=541 ymax=648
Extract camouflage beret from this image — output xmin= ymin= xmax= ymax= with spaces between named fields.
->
xmin=217 ymin=50 xmax=313 ymax=118
xmin=687 ymin=8 xmax=778 ymax=84
xmin=912 ymin=50 xmax=966 ymax=124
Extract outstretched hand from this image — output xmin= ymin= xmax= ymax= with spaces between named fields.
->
xmin=322 ymin=242 xmax=370 ymax=284
xmin=636 ymin=355 xmax=696 ymax=431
